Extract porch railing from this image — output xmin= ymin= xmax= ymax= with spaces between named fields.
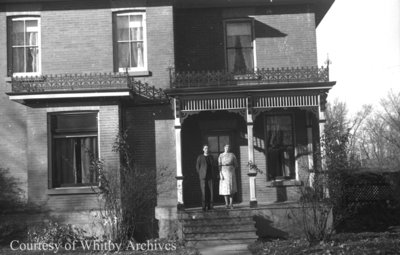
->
xmin=10 ymin=72 xmax=168 ymax=101
xmin=169 ymin=66 xmax=329 ymax=88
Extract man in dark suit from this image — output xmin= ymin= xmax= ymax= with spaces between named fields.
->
xmin=196 ymin=145 xmax=215 ymax=211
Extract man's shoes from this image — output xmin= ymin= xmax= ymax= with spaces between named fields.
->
xmin=207 ymin=204 xmax=214 ymax=211
xmin=202 ymin=207 xmax=207 ymax=212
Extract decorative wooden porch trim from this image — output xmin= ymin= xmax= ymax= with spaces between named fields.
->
xmin=254 ymin=94 xmax=319 ymax=108
xmin=177 ymin=94 xmax=320 ymax=122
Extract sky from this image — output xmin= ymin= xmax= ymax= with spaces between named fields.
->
xmin=316 ymin=0 xmax=400 ymax=114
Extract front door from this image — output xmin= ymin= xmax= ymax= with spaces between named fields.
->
xmin=204 ymin=131 xmax=237 ymax=204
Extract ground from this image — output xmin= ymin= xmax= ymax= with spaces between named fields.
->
xmin=2 ymin=232 xmax=400 ymax=254
xmin=248 ymin=232 xmax=400 ymax=255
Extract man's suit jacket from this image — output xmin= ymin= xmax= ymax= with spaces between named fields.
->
xmin=196 ymin=154 xmax=215 ymax=180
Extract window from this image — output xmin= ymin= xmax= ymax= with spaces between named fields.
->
xmin=206 ymin=133 xmax=231 ymax=161
xmin=114 ymin=12 xmax=147 ymax=72
xmin=225 ymin=20 xmax=254 ymax=73
xmin=7 ymin=16 xmax=40 ymax=76
xmin=50 ymin=112 xmax=98 ymax=188
xmin=266 ymin=115 xmax=295 ymax=180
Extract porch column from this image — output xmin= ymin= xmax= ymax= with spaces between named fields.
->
xmin=174 ymin=98 xmax=184 ymax=210
xmin=247 ymin=97 xmax=257 ymax=208
xmin=306 ymin=112 xmax=315 ymax=187
xmin=318 ymin=94 xmax=328 ymax=196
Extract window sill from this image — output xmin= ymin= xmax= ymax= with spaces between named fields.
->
xmin=47 ymin=186 xmax=99 ymax=195
xmin=266 ymin=180 xmax=303 ymax=187
xmin=122 ymin=70 xmax=151 ymax=77
xmin=4 ymin=77 xmax=12 ymax=82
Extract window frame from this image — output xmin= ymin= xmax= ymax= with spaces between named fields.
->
xmin=113 ymin=11 xmax=148 ymax=73
xmin=48 ymin=111 xmax=99 ymax=189
xmin=264 ymin=112 xmax=297 ymax=181
xmin=223 ymin=18 xmax=257 ymax=73
xmin=7 ymin=16 xmax=41 ymax=77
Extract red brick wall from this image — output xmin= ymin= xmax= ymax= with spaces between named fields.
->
xmin=3 ymin=1 xmax=174 ymax=87
xmin=0 ymin=0 xmax=174 ymax=209
xmin=123 ymin=104 xmax=174 ymax=208
xmin=0 ymin=12 xmax=28 ymax=196
xmin=174 ymin=5 xmax=317 ymax=72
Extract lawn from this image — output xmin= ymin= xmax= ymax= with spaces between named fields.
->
xmin=248 ymin=232 xmax=400 ymax=255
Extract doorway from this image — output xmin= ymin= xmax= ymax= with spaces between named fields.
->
xmin=203 ymin=131 xmax=239 ymax=204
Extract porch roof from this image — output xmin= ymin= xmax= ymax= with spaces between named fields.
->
xmin=165 ymin=81 xmax=335 ymax=97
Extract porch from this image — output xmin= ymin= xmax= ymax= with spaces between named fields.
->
xmin=165 ymin=78 xmax=334 ymax=210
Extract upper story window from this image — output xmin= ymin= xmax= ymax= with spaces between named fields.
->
xmin=225 ymin=20 xmax=255 ymax=73
xmin=114 ymin=12 xmax=147 ymax=72
xmin=7 ymin=16 xmax=41 ymax=76
xmin=50 ymin=112 xmax=98 ymax=188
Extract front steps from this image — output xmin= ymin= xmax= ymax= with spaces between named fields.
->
xmin=179 ymin=206 xmax=258 ymax=247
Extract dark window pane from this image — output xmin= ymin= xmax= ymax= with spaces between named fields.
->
xmin=117 ymin=16 xmax=129 ymax=41
xmin=12 ymin=47 xmax=25 ymax=73
xmin=53 ymin=113 xmax=97 ymax=133
xmin=12 ymin=20 xmax=24 ymax=46
xmin=118 ymin=42 xmax=130 ymax=69
xmin=54 ymin=138 xmax=76 ymax=187
xmin=266 ymin=115 xmax=295 ymax=179
xmin=219 ymin=136 xmax=229 ymax=151
xmin=207 ymin=136 xmax=218 ymax=153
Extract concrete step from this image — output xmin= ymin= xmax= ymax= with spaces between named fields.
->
xmin=184 ymin=223 xmax=255 ymax=234
xmin=182 ymin=216 xmax=254 ymax=227
xmin=187 ymin=239 xmax=256 ymax=248
xmin=179 ymin=208 xmax=255 ymax=220
xmin=185 ymin=231 xmax=257 ymax=240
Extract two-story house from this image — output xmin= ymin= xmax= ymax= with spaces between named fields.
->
xmin=0 ymin=0 xmax=335 ymax=240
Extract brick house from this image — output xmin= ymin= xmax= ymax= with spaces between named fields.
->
xmin=0 ymin=0 xmax=335 ymax=240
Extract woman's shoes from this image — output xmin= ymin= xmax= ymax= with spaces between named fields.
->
xmin=225 ymin=204 xmax=234 ymax=209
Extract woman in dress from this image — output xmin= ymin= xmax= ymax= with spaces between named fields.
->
xmin=218 ymin=144 xmax=238 ymax=209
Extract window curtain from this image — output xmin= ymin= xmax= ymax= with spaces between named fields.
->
xmin=129 ymin=15 xmax=144 ymax=68
xmin=80 ymin=137 xmax=98 ymax=184
xmin=26 ymin=20 xmax=38 ymax=72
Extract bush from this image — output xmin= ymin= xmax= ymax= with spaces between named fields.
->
xmin=0 ymin=167 xmax=24 ymax=213
xmin=27 ymin=220 xmax=87 ymax=247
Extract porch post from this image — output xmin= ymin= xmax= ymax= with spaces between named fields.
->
xmin=306 ymin=112 xmax=315 ymax=187
xmin=247 ymin=97 xmax=257 ymax=208
xmin=318 ymin=94 xmax=328 ymax=196
xmin=174 ymin=98 xmax=184 ymax=210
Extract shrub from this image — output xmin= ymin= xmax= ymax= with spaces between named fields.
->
xmin=27 ymin=220 xmax=87 ymax=246
xmin=0 ymin=167 xmax=24 ymax=213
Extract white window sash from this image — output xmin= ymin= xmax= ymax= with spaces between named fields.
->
xmin=11 ymin=17 xmax=41 ymax=77
xmin=116 ymin=12 xmax=147 ymax=72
